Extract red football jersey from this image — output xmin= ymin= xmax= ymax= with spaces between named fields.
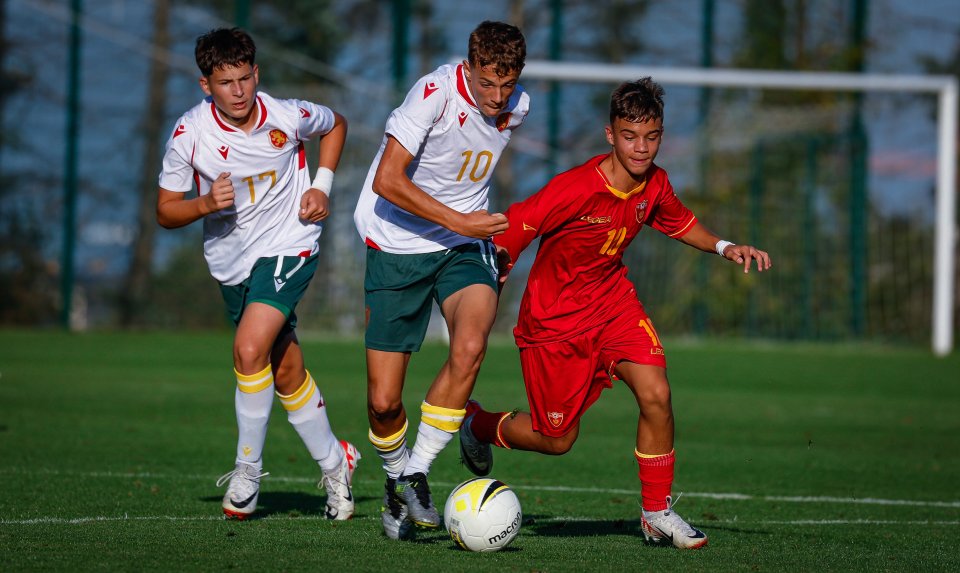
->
xmin=495 ymin=154 xmax=697 ymax=347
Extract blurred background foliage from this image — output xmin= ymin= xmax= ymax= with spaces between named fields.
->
xmin=0 ymin=0 xmax=957 ymax=347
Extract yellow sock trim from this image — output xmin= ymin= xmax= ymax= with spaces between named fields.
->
xmin=277 ymin=371 xmax=317 ymax=411
xmin=495 ymin=412 xmax=513 ymax=449
xmin=235 ymin=364 xmax=273 ymax=394
xmin=369 ymin=420 xmax=408 ymax=451
xmin=421 ymin=401 xmax=466 ymax=433
xmin=635 ymin=448 xmax=675 ymax=459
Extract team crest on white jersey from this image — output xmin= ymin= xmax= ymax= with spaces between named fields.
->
xmin=217 ymin=145 xmax=229 ymax=160
xmin=636 ymin=199 xmax=649 ymax=223
xmin=496 ymin=113 xmax=511 ymax=132
xmin=269 ymin=129 xmax=288 ymax=149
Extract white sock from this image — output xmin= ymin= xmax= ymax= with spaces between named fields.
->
xmin=234 ymin=365 xmax=274 ymax=469
xmin=403 ymin=401 xmax=465 ymax=476
xmin=369 ymin=420 xmax=409 ymax=480
xmin=277 ymin=371 xmax=342 ymax=473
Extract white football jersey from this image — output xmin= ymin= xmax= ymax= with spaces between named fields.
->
xmin=159 ymin=91 xmax=335 ymax=285
xmin=353 ymin=63 xmax=530 ymax=254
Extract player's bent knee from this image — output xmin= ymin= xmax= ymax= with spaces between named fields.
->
xmin=368 ymin=398 xmax=404 ymax=423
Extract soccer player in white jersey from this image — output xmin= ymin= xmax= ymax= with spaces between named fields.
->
xmin=353 ymin=21 xmax=529 ymax=539
xmin=157 ymin=28 xmax=359 ymax=521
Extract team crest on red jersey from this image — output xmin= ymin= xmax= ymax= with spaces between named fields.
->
xmin=423 ymin=81 xmax=439 ymax=99
xmin=269 ymin=129 xmax=288 ymax=149
xmin=173 ymin=124 xmax=186 ymax=138
xmin=217 ymin=145 xmax=229 ymax=160
xmin=636 ymin=199 xmax=649 ymax=223
xmin=458 ymin=111 xmax=468 ymax=127
xmin=496 ymin=112 xmax=511 ymax=131
xmin=547 ymin=411 xmax=564 ymax=428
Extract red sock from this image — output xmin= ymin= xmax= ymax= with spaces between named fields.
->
xmin=636 ymin=449 xmax=675 ymax=512
xmin=470 ymin=409 xmax=512 ymax=449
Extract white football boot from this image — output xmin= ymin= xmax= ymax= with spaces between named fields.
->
xmin=216 ymin=461 xmax=269 ymax=520
xmin=640 ymin=494 xmax=709 ymax=549
xmin=320 ymin=440 xmax=361 ymax=520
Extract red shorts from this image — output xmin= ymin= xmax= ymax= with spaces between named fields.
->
xmin=519 ymin=299 xmax=666 ymax=438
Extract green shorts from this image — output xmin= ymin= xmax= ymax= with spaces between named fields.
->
xmin=364 ymin=240 xmax=498 ymax=352
xmin=219 ymin=253 xmax=319 ymax=329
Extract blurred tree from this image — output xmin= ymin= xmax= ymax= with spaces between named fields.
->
xmin=120 ymin=0 xmax=171 ymax=327
xmin=0 ymin=0 xmax=60 ymax=326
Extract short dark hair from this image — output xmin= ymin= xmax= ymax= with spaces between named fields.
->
xmin=468 ymin=21 xmax=526 ymax=76
xmin=609 ymin=77 xmax=665 ymax=126
xmin=195 ymin=28 xmax=256 ymax=77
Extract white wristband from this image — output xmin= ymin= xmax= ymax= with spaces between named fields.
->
xmin=311 ymin=167 xmax=334 ymax=196
xmin=715 ymin=239 xmax=734 ymax=257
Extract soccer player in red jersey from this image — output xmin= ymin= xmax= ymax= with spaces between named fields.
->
xmin=459 ymin=77 xmax=772 ymax=549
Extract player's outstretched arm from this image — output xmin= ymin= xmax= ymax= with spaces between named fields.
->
xmin=157 ymin=172 xmax=235 ymax=229
xmin=372 ymin=136 xmax=507 ymax=238
xmin=678 ymin=222 xmax=772 ymax=274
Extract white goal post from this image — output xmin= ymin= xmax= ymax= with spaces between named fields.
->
xmin=519 ymin=60 xmax=958 ymax=357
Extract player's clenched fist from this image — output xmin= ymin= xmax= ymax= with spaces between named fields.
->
xmin=299 ymin=188 xmax=330 ymax=223
xmin=457 ymin=210 xmax=509 ymax=239
xmin=204 ymin=172 xmax=235 ymax=213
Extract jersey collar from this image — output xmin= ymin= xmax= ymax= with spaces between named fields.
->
xmin=595 ymin=155 xmax=647 ymax=200
xmin=456 ymin=64 xmax=479 ymax=110
xmin=209 ymin=96 xmax=267 ymax=132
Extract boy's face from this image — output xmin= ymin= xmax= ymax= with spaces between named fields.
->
xmin=463 ymin=62 xmax=519 ymax=118
xmin=605 ymin=116 xmax=663 ymax=179
xmin=199 ymin=62 xmax=259 ymax=127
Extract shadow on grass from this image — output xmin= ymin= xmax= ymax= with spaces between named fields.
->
xmin=522 ymin=514 xmax=770 ymax=540
xmin=200 ymin=491 xmax=381 ymax=519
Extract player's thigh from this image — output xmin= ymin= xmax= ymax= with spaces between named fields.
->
xmin=363 ymin=247 xmax=446 ymax=353
xmin=519 ymin=332 xmax=612 ymax=438
xmin=436 ymin=240 xmax=499 ymax=338
xmin=598 ymin=300 xmax=670 ymax=404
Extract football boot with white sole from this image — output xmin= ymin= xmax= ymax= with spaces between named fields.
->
xmin=320 ymin=440 xmax=361 ymax=520
xmin=216 ymin=461 xmax=269 ymax=520
xmin=640 ymin=494 xmax=708 ymax=549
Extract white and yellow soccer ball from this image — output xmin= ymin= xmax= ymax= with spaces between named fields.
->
xmin=443 ymin=477 xmax=522 ymax=552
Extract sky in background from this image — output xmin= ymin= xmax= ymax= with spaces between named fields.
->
xmin=2 ymin=0 xmax=959 ymax=275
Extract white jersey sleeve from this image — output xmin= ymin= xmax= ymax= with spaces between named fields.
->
xmin=354 ymin=63 xmax=530 ymax=254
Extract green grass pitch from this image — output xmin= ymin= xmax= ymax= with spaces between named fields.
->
xmin=1 ymin=330 xmax=958 ymax=571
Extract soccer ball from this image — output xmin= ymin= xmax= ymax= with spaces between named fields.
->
xmin=443 ymin=477 xmax=522 ymax=552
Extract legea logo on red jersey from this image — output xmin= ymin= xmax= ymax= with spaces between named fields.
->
xmin=423 ymin=81 xmax=439 ymax=99
xmin=217 ymin=145 xmax=229 ymax=160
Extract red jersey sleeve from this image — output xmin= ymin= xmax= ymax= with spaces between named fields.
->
xmin=494 ymin=174 xmax=584 ymax=266
xmin=647 ymin=174 xmax=697 ymax=239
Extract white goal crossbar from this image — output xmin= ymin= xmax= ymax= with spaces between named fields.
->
xmin=520 ymin=60 xmax=958 ymax=356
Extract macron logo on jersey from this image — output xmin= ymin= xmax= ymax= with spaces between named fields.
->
xmin=458 ymin=111 xmax=468 ymax=127
xmin=173 ymin=124 xmax=186 ymax=138
xmin=423 ymin=81 xmax=439 ymax=99
xmin=299 ymin=107 xmax=311 ymax=118
xmin=217 ymin=145 xmax=229 ymax=160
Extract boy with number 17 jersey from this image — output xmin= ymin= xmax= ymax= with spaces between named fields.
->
xmin=161 ymin=91 xmax=336 ymax=285
xmin=158 ymin=28 xmax=358 ymax=522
